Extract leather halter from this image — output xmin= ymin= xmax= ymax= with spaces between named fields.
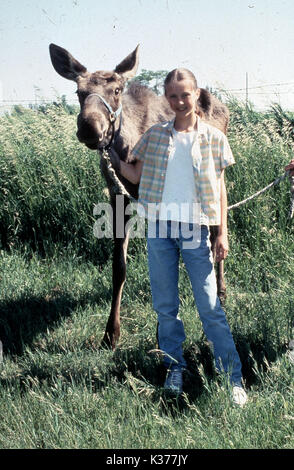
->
xmin=87 ymin=93 xmax=122 ymax=150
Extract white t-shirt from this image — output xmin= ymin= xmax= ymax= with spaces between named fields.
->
xmin=158 ymin=128 xmax=208 ymax=225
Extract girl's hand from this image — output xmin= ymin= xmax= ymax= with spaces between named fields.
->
xmin=215 ymin=232 xmax=229 ymax=262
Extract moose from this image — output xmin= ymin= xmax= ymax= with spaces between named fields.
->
xmin=49 ymin=43 xmax=230 ymax=350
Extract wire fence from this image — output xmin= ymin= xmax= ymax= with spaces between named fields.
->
xmin=1 ymin=78 xmax=294 ymax=112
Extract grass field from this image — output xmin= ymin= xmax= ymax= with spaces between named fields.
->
xmin=0 ymin=99 xmax=293 ymax=449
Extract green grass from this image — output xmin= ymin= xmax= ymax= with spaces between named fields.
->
xmin=0 ymin=102 xmax=293 ymax=449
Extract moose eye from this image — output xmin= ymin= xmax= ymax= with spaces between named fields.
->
xmin=114 ymin=88 xmax=120 ymax=95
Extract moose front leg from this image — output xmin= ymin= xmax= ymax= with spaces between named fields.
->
xmin=101 ymin=196 xmax=130 ymax=350
xmin=101 ymin=232 xmax=130 ymax=349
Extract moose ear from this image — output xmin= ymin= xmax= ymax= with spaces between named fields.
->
xmin=114 ymin=45 xmax=139 ymax=80
xmin=49 ymin=44 xmax=87 ymax=81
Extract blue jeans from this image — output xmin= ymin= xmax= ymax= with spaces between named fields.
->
xmin=147 ymin=220 xmax=242 ymax=385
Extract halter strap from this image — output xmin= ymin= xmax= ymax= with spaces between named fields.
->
xmin=86 ymin=93 xmax=123 ymax=150
xmin=87 ymin=93 xmax=122 ymax=120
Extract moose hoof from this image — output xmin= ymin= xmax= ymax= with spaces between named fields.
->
xmin=101 ymin=331 xmax=119 ymax=351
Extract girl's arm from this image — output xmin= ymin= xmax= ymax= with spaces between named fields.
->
xmin=215 ymin=170 xmax=229 ymax=262
xmin=108 ymin=148 xmax=144 ymax=184
xmin=120 ymin=160 xmax=144 ymax=184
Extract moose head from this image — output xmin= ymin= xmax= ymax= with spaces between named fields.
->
xmin=49 ymin=44 xmax=139 ymax=150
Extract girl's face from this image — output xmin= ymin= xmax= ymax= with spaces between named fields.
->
xmin=165 ymin=79 xmax=200 ymax=120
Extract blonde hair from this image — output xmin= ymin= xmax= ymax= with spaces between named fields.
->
xmin=164 ymin=68 xmax=203 ymax=117
xmin=164 ymin=68 xmax=198 ymax=93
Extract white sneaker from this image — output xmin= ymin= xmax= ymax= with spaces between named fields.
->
xmin=164 ymin=368 xmax=183 ymax=395
xmin=232 ymin=386 xmax=248 ymax=407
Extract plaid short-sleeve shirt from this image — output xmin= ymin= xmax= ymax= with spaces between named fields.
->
xmin=132 ymin=117 xmax=235 ymax=225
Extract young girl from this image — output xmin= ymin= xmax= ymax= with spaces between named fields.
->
xmin=111 ymin=68 xmax=247 ymax=407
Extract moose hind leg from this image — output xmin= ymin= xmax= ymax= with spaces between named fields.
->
xmin=217 ymin=259 xmax=227 ymax=305
xmin=209 ymin=226 xmax=227 ymax=305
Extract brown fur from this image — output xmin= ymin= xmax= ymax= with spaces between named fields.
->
xmin=49 ymin=44 xmax=228 ymax=349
